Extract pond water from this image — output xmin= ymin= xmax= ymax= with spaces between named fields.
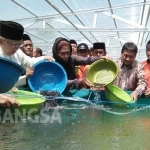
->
xmin=0 ymin=102 xmax=150 ymax=150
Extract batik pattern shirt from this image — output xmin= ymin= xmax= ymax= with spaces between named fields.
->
xmin=113 ymin=58 xmax=147 ymax=96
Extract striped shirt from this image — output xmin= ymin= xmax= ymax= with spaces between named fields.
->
xmin=113 ymin=58 xmax=147 ymax=96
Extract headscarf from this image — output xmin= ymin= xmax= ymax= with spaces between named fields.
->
xmin=52 ymin=37 xmax=76 ymax=79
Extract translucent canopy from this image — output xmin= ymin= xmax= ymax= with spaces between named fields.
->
xmin=0 ymin=0 xmax=150 ymax=61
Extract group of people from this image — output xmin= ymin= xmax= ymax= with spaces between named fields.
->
xmin=69 ymin=39 xmax=148 ymax=100
xmin=0 ymin=20 xmax=150 ymax=107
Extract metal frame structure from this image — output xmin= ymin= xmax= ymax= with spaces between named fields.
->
xmin=0 ymin=0 xmax=150 ymax=61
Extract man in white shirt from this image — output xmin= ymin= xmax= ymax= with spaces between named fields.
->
xmin=0 ymin=20 xmax=54 ymax=107
xmin=17 ymin=34 xmax=34 ymax=88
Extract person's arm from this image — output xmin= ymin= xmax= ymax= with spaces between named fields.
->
xmin=15 ymin=67 xmax=34 ymax=87
xmin=131 ymin=64 xmax=148 ymax=99
xmin=66 ymin=79 xmax=80 ymax=90
xmin=15 ymin=75 xmax=26 ymax=87
xmin=66 ymin=78 xmax=91 ymax=90
xmin=72 ymin=55 xmax=111 ymax=66
xmin=16 ymin=49 xmax=54 ymax=68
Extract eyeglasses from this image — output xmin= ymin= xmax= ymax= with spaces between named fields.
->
xmin=3 ymin=39 xmax=24 ymax=49
xmin=58 ymin=51 xmax=71 ymax=56
xmin=11 ymin=43 xmax=24 ymax=48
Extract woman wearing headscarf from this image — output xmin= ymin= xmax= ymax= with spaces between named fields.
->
xmin=52 ymin=37 xmax=110 ymax=90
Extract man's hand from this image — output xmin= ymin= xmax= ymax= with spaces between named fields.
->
xmin=11 ymin=87 xmax=18 ymax=92
xmin=101 ymin=56 xmax=112 ymax=61
xmin=26 ymin=67 xmax=34 ymax=78
xmin=130 ymin=91 xmax=138 ymax=101
xmin=79 ymin=78 xmax=91 ymax=88
xmin=0 ymin=94 xmax=20 ymax=107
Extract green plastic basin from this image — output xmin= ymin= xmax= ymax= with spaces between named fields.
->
xmin=105 ymin=84 xmax=135 ymax=105
xmin=86 ymin=59 xmax=118 ymax=86
xmin=7 ymin=90 xmax=45 ymax=113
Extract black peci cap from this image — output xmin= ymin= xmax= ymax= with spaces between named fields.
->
xmin=22 ymin=34 xmax=31 ymax=41
xmin=0 ymin=20 xmax=24 ymax=40
xmin=93 ymin=42 xmax=106 ymax=51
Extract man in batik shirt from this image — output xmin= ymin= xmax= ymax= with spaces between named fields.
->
xmin=113 ymin=42 xmax=147 ymax=101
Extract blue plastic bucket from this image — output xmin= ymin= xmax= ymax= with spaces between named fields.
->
xmin=28 ymin=60 xmax=68 ymax=93
xmin=0 ymin=57 xmax=25 ymax=93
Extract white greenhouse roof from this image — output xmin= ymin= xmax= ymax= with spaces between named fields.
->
xmin=1 ymin=0 xmax=150 ymax=61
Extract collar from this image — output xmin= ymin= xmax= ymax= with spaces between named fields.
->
xmin=119 ymin=58 xmax=134 ymax=69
